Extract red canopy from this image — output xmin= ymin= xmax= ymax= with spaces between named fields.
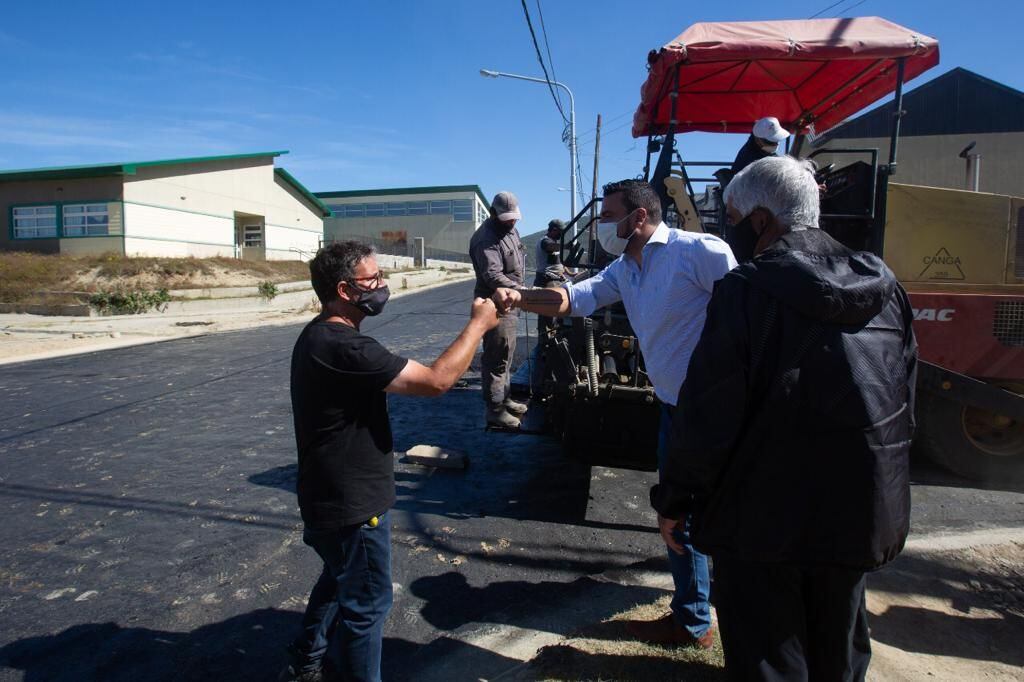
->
xmin=632 ymin=17 xmax=939 ymax=138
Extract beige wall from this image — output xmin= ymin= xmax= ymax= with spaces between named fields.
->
xmin=808 ymin=132 xmax=1024 ymax=198
xmin=322 ymin=190 xmax=486 ymax=255
xmin=59 ymin=236 xmax=124 ymax=256
xmin=0 ymin=175 xmax=123 ymax=254
xmin=123 ymin=157 xmax=322 ymax=260
xmin=123 ymin=203 xmax=235 ymax=258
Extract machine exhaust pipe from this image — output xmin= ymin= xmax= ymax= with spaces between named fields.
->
xmin=959 ymin=142 xmax=981 ymax=192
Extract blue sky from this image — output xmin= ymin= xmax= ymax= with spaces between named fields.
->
xmin=2 ymin=0 xmax=1022 ymax=236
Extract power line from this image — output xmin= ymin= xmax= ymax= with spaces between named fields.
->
xmin=520 ymin=0 xmax=569 ymax=125
xmin=835 ymin=0 xmax=868 ymax=15
xmin=808 ymin=0 xmax=848 ymax=18
xmin=577 ymin=118 xmax=634 ymax=145
xmin=575 ymin=108 xmax=633 ymax=139
xmin=534 ymin=0 xmax=564 ymax=115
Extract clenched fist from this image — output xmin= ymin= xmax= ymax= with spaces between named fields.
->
xmin=470 ymin=297 xmax=500 ymax=330
xmin=492 ymin=287 xmax=522 ymax=314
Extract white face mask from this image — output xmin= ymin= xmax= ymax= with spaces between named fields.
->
xmin=596 ymin=210 xmax=637 ymax=256
xmin=757 ymin=139 xmax=779 ymax=153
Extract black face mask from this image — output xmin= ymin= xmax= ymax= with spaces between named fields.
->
xmin=350 ymin=284 xmax=390 ymax=316
xmin=724 ymin=216 xmax=759 ymax=263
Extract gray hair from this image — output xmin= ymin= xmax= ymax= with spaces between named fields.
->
xmin=723 ymin=156 xmax=820 ymax=230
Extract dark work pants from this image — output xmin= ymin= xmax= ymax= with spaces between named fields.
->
xmin=713 ymin=555 xmax=871 ymax=682
xmin=532 ymin=279 xmax=562 ymax=391
xmin=482 ymin=313 xmax=517 ymax=406
xmin=291 ymin=512 xmax=393 ymax=682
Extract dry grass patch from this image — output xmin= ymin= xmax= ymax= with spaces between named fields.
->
xmin=0 ymin=252 xmax=311 ymax=304
xmin=524 ymin=596 xmax=725 ymax=682
xmin=0 ymin=251 xmax=82 ymax=304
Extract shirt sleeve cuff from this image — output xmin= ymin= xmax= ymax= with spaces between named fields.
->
xmin=564 ymin=282 xmax=593 ymax=317
xmin=649 ymin=483 xmax=695 ymax=519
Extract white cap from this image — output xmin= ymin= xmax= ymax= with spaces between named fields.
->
xmin=752 ymin=117 xmax=790 ymax=143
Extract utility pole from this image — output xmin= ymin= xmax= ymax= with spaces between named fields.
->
xmin=589 ymin=114 xmax=602 ymax=261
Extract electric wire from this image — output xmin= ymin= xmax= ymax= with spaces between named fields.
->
xmin=520 ymin=0 xmax=569 ymax=125
xmin=535 ymin=0 xmax=565 ymax=115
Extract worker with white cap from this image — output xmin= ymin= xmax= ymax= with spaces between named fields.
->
xmin=730 ymin=116 xmax=790 ymax=175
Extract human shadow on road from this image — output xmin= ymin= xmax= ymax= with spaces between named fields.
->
xmin=385 ymin=633 xmax=523 ymax=682
xmin=526 ymin=647 xmax=725 ymax=682
xmin=408 ymin=571 xmax=665 ymax=634
xmin=867 ymin=549 xmax=1024 ymax=667
xmin=0 ymin=608 xmax=519 ymax=682
xmin=0 ymin=608 xmax=296 ymax=682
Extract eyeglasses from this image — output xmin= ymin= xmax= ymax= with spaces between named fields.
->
xmin=347 ymin=272 xmax=384 ymax=289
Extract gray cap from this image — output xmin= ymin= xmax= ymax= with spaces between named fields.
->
xmin=491 ymin=191 xmax=521 ymax=221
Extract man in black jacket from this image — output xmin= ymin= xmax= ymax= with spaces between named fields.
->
xmin=470 ymin=191 xmax=527 ymax=429
xmin=730 ymin=116 xmax=789 ymax=176
xmin=651 ymin=156 xmax=918 ymax=681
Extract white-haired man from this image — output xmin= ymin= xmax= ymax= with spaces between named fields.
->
xmin=651 ymin=156 xmax=918 ymax=680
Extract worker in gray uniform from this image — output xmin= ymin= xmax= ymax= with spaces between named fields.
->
xmin=469 ymin=191 xmax=528 ymax=429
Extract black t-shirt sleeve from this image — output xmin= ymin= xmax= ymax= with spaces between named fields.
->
xmin=313 ymin=333 xmax=408 ymax=393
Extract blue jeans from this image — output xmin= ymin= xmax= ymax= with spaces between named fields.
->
xmin=292 ymin=511 xmax=393 ymax=682
xmin=658 ymin=404 xmax=713 ymax=638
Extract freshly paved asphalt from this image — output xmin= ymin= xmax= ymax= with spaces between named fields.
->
xmin=1 ymin=280 xmax=1022 ymax=681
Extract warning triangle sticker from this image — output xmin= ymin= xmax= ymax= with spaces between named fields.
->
xmin=918 ymin=247 xmax=966 ymax=281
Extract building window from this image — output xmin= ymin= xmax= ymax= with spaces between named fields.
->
xmin=407 ymin=201 xmax=428 ymax=216
xmin=430 ymin=200 xmax=451 ymax=215
xmin=387 ymin=202 xmax=407 ymax=217
xmin=243 ymin=224 xmax=263 ymax=247
xmin=62 ymin=203 xmax=110 ymax=236
xmin=12 ymin=205 xmax=58 ymax=238
xmin=344 ymin=204 xmax=365 ymax=218
xmin=365 ymin=203 xmax=385 ymax=217
xmin=453 ymin=199 xmax=473 ymax=222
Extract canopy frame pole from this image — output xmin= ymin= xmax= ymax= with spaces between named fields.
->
xmin=795 ymin=59 xmax=884 ymax=130
xmin=887 ymin=57 xmax=907 ymax=176
xmin=650 ymin=63 xmax=683 ymax=216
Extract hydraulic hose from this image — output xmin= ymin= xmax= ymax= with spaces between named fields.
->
xmin=584 ymin=318 xmax=599 ymax=397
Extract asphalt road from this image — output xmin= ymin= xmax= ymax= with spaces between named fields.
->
xmin=1 ymin=280 xmax=1022 ymax=681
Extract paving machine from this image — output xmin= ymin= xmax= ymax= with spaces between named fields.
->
xmin=531 ymin=17 xmax=1024 ymax=481
xmin=628 ymin=16 xmax=1024 ymax=481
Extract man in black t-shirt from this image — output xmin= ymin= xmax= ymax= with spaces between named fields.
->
xmin=281 ymin=241 xmax=498 ymax=682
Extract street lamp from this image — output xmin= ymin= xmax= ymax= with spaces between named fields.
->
xmin=480 ymin=68 xmax=577 ymax=227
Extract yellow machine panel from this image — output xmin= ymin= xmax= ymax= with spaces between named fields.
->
xmin=884 ymin=183 xmax=1020 ymax=286
xmin=663 ymin=176 xmax=703 ymax=233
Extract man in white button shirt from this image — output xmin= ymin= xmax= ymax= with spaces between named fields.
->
xmin=493 ymin=179 xmax=736 ymax=649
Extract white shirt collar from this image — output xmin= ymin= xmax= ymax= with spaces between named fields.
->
xmin=645 ymin=221 xmax=671 ymax=248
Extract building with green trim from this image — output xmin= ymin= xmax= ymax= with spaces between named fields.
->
xmin=317 ymin=185 xmax=490 ymax=262
xmin=0 ymin=151 xmax=328 ymax=260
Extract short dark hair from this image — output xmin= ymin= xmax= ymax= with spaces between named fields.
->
xmin=309 ymin=241 xmax=374 ymax=305
xmin=601 ymin=179 xmax=661 ymax=225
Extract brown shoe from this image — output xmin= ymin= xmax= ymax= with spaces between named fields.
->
xmin=625 ymin=613 xmax=715 ymax=649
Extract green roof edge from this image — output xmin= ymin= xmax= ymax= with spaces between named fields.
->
xmin=316 ymin=184 xmax=489 ymax=207
xmin=0 ymin=151 xmax=289 ymax=182
xmin=274 ymin=168 xmax=332 ymax=217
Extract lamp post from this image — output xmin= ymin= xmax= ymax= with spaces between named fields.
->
xmin=480 ymin=68 xmax=577 ymax=228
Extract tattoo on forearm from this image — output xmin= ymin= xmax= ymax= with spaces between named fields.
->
xmin=520 ymin=288 xmax=564 ymax=309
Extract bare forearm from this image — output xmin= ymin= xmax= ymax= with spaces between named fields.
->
xmin=430 ymin=321 xmax=489 ymax=390
xmin=518 ymin=287 xmax=571 ymax=316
